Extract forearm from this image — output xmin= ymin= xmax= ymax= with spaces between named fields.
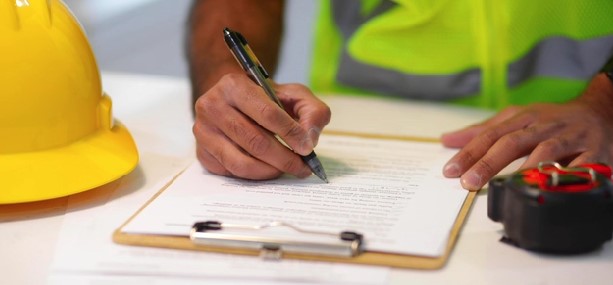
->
xmin=187 ymin=0 xmax=285 ymax=104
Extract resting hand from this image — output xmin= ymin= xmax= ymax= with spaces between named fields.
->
xmin=193 ymin=73 xmax=331 ymax=180
xmin=441 ymin=76 xmax=613 ymax=191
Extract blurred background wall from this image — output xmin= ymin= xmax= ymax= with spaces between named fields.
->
xmin=64 ymin=0 xmax=317 ymax=84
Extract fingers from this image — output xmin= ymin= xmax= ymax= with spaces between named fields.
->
xmin=569 ymin=151 xmax=611 ymax=167
xmin=441 ymin=106 xmax=523 ymax=148
xmin=452 ymin=132 xmax=531 ymax=191
xmin=443 ymin=102 xmax=613 ymax=191
xmin=520 ymin=135 xmax=579 ymax=170
xmin=195 ymin=95 xmax=312 ymax=179
xmin=276 ymin=84 xmax=331 ymax=147
xmin=519 ymin=116 xmax=609 ymax=170
xmin=194 ymin=116 xmax=312 ymax=180
xmin=443 ymin=110 xmax=534 ymax=172
xmin=193 ymin=73 xmax=325 ymax=180
xmin=224 ymin=76 xmax=326 ymax=156
xmin=456 ymin=123 xmax=567 ymax=190
xmin=195 ymin=141 xmax=232 ymax=177
xmin=194 ymin=119 xmax=281 ymax=179
xmin=441 ymin=124 xmax=486 ymax=148
xmin=443 ymin=110 xmax=540 ymax=190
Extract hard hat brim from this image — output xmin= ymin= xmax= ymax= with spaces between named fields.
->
xmin=0 ymin=121 xmax=139 ymax=204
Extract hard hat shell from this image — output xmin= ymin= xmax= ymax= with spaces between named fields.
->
xmin=0 ymin=0 xmax=138 ymax=203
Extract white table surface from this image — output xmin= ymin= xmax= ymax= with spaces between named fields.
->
xmin=1 ymin=73 xmax=611 ymax=285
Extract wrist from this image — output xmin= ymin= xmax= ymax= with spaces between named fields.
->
xmin=574 ymin=73 xmax=613 ymax=124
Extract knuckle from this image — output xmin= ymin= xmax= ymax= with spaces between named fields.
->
xmin=480 ymin=128 xmax=501 ymax=146
xmin=219 ymin=73 xmax=243 ymax=87
xmin=554 ymin=136 xmax=570 ymax=150
xmin=225 ymin=114 xmax=272 ymax=158
xmin=194 ymin=96 xmax=205 ymax=113
xmin=192 ymin=122 xmax=202 ymax=138
xmin=500 ymin=131 xmax=523 ymax=148
xmin=195 ymin=93 xmax=222 ymax=120
xmin=246 ymin=132 xmax=271 ymax=157
xmin=536 ymin=138 xmax=565 ymax=156
xmin=280 ymin=122 xmax=304 ymax=140
xmin=194 ymin=94 xmax=210 ymax=114
xmin=576 ymin=127 xmax=596 ymax=142
xmin=258 ymin=102 xmax=278 ymax=122
xmin=475 ymin=156 xmax=497 ymax=177
xmin=281 ymin=157 xmax=302 ymax=174
xmin=228 ymin=117 xmax=245 ymax=137
xmin=455 ymin=149 xmax=478 ymax=168
xmin=550 ymin=120 xmax=567 ymax=130
xmin=197 ymin=148 xmax=230 ymax=176
xmin=192 ymin=121 xmax=214 ymax=141
xmin=213 ymin=147 xmax=247 ymax=177
xmin=218 ymin=73 xmax=250 ymax=99
xmin=521 ymin=124 xmax=539 ymax=134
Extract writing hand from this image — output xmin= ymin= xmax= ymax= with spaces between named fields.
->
xmin=441 ymin=98 xmax=613 ymax=191
xmin=193 ymin=73 xmax=331 ymax=180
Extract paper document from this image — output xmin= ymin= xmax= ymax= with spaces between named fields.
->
xmin=122 ymin=134 xmax=468 ymax=257
xmin=50 ymin=173 xmax=388 ymax=285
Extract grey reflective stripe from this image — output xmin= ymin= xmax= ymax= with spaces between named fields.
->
xmin=331 ymin=0 xmax=613 ymax=100
xmin=508 ymin=36 xmax=613 ymax=86
xmin=332 ymin=0 xmax=396 ymax=39
xmin=331 ymin=0 xmax=480 ymax=100
xmin=337 ymin=52 xmax=482 ymax=100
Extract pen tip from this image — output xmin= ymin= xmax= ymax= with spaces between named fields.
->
xmin=319 ymin=176 xmax=329 ymax=183
xmin=312 ymin=172 xmax=328 ymax=183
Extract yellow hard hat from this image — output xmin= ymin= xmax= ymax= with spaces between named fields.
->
xmin=0 ymin=0 xmax=138 ymax=204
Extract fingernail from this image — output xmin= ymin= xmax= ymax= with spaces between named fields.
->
xmin=308 ymin=127 xmax=321 ymax=147
xmin=299 ymin=135 xmax=314 ymax=155
xmin=298 ymin=128 xmax=318 ymax=155
xmin=443 ymin=162 xmax=460 ymax=177
xmin=461 ymin=172 xmax=483 ymax=191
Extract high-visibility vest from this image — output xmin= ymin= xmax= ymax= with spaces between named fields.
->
xmin=310 ymin=0 xmax=613 ymax=109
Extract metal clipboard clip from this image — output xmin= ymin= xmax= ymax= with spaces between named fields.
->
xmin=190 ymin=221 xmax=364 ymax=260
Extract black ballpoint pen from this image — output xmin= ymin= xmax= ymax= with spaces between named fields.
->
xmin=223 ymin=27 xmax=328 ymax=183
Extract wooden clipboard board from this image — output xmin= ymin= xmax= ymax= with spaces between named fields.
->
xmin=113 ymin=130 xmax=477 ymax=269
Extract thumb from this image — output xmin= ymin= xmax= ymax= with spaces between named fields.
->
xmin=277 ymin=84 xmax=331 ymax=149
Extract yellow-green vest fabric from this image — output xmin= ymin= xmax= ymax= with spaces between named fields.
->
xmin=310 ymin=0 xmax=613 ymax=110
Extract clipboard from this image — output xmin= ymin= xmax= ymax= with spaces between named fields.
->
xmin=113 ymin=131 xmax=477 ymax=269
